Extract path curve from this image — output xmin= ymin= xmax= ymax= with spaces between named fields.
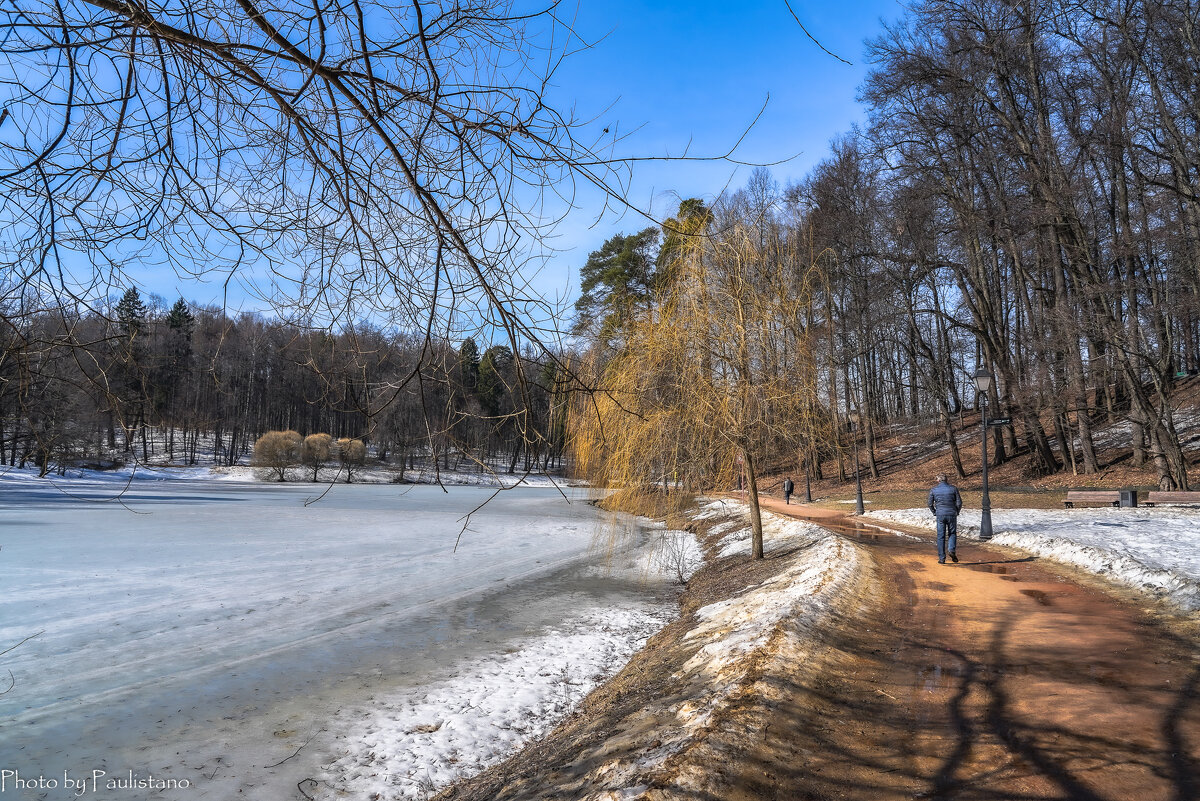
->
xmin=758 ymin=496 xmax=1200 ymax=800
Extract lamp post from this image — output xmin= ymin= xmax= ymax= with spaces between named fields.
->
xmin=973 ymin=366 xmax=994 ymax=540
xmin=850 ymin=415 xmax=865 ymax=515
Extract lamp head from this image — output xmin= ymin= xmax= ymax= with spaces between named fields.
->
xmin=973 ymin=366 xmax=994 ymax=393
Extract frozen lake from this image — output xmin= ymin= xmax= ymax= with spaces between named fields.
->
xmin=0 ymin=478 xmax=675 ymax=800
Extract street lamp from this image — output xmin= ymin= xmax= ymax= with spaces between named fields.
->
xmin=973 ymin=366 xmax=994 ymax=540
xmin=849 ymin=414 xmax=865 ymax=515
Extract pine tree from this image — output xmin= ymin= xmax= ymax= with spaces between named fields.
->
xmin=477 ymin=345 xmax=513 ymax=416
xmin=459 ymin=338 xmax=480 ymax=391
xmin=166 ymin=298 xmax=195 ymax=336
xmin=115 ymin=287 xmax=148 ymax=338
xmin=570 ymin=228 xmax=660 ymax=346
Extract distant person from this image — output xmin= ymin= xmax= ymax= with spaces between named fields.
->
xmin=783 ymin=477 xmax=794 ymax=505
xmin=927 ymin=473 xmax=962 ymax=564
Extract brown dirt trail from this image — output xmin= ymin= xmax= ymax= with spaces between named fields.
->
xmin=439 ymin=500 xmax=1200 ymax=801
xmin=758 ymin=496 xmax=1200 ymax=800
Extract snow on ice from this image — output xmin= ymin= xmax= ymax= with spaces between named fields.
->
xmin=313 ymin=519 xmax=701 ymax=801
xmin=0 ymin=474 xmax=691 ymax=800
xmin=314 ymin=603 xmax=673 ymax=801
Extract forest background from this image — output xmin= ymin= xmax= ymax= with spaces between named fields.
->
xmin=3 ymin=0 xmax=1199 ymax=535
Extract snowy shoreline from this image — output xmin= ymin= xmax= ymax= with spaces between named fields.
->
xmin=0 ymin=475 xmax=685 ymax=801
xmin=457 ymin=499 xmax=867 ymax=798
xmin=0 ymin=461 xmax=567 ymax=489
xmin=307 ymin=523 xmax=703 ymax=801
xmin=864 ymin=507 xmax=1200 ymax=612
xmin=0 ymin=477 xmax=861 ymax=801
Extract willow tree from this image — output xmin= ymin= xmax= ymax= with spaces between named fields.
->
xmin=571 ymin=202 xmax=826 ymax=560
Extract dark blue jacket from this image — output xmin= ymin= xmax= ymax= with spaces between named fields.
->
xmin=928 ymin=481 xmax=962 ymax=517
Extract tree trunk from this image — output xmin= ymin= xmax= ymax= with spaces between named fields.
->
xmin=1053 ymin=410 xmax=1077 ymax=475
xmin=944 ymin=412 xmax=965 ymax=479
xmin=1131 ymin=412 xmax=1147 ymax=467
xmin=744 ymin=449 xmax=765 ymax=560
xmin=865 ymin=417 xmax=880 ymax=480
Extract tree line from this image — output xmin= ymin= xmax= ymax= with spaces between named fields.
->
xmin=853 ymin=0 xmax=1199 ymax=490
xmin=569 ymin=0 xmax=1200 ymax=556
xmin=0 ymin=287 xmax=568 ymax=477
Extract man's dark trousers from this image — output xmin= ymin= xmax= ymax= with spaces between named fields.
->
xmin=936 ymin=515 xmax=957 ymax=562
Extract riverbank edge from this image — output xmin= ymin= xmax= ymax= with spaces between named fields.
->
xmin=433 ymin=500 xmax=875 ymax=801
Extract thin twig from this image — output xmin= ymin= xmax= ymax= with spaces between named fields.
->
xmin=263 ymin=733 xmax=315 ymax=769
xmin=1 ymin=630 xmax=44 ymax=658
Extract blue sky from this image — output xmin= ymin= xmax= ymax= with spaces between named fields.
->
xmin=525 ymin=0 xmax=904 ymax=301
xmin=133 ymin=0 xmax=904 ymax=316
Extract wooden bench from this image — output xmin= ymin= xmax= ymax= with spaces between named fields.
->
xmin=1063 ymin=490 xmax=1121 ymax=508
xmin=1144 ymin=491 xmax=1200 ymax=507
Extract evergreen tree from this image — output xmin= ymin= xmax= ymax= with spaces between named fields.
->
xmin=570 ymin=228 xmax=660 ymax=346
xmin=156 ymin=298 xmax=195 ymax=418
xmin=115 ymin=287 xmax=148 ymax=338
xmin=477 ymin=345 xmax=513 ymax=416
xmin=112 ymin=287 xmax=150 ymax=457
xmin=459 ymin=337 xmax=480 ymax=391
xmin=166 ymin=298 xmax=195 ymax=337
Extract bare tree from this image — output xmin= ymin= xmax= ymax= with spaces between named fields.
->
xmin=0 ymin=0 xmax=656 ymax=473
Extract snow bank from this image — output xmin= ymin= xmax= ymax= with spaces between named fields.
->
xmin=865 ymin=507 xmax=1200 ymax=611
xmin=310 ymin=524 xmax=700 ymax=801
xmin=688 ymin=532 xmax=851 ymax=678
xmin=315 ymin=603 xmax=674 ymax=801
xmin=0 ymin=461 xmax=562 ymax=489
xmin=582 ymin=505 xmax=863 ymax=794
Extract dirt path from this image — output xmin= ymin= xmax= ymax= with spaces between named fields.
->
xmin=758 ymin=497 xmax=1200 ymax=800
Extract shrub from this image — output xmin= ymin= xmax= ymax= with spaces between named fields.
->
xmin=302 ymin=433 xmax=333 ymax=481
xmin=253 ymin=430 xmax=303 ymax=481
xmin=337 ymin=438 xmax=366 ymax=483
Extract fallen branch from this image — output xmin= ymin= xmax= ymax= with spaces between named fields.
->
xmin=0 ymin=630 xmax=44 ymax=658
xmin=264 ymin=733 xmax=315 ymax=769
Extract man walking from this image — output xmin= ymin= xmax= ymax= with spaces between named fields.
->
xmin=928 ymin=473 xmax=962 ymax=564
xmin=783 ymin=477 xmax=795 ymax=505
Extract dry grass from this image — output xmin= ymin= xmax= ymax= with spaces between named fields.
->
xmin=432 ymin=505 xmax=806 ymax=801
xmin=766 ymin=376 xmax=1200 ymax=509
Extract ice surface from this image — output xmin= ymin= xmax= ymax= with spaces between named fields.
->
xmin=0 ymin=476 xmax=685 ymax=800
xmin=314 ymin=602 xmax=674 ymax=801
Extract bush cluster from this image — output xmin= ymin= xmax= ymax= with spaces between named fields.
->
xmin=252 ymin=430 xmax=366 ymax=482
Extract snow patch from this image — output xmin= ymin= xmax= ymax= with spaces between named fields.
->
xmin=581 ymin=505 xmax=861 ymax=791
xmin=686 ymin=534 xmax=850 ymax=678
xmin=714 ymin=506 xmax=832 ymax=558
xmin=865 ymin=507 xmax=1200 ymax=611
xmin=315 ymin=604 xmax=673 ymax=801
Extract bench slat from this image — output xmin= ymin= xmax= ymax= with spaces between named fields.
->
xmin=1064 ymin=490 xmax=1122 ymax=508
xmin=1145 ymin=491 xmax=1200 ymax=505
